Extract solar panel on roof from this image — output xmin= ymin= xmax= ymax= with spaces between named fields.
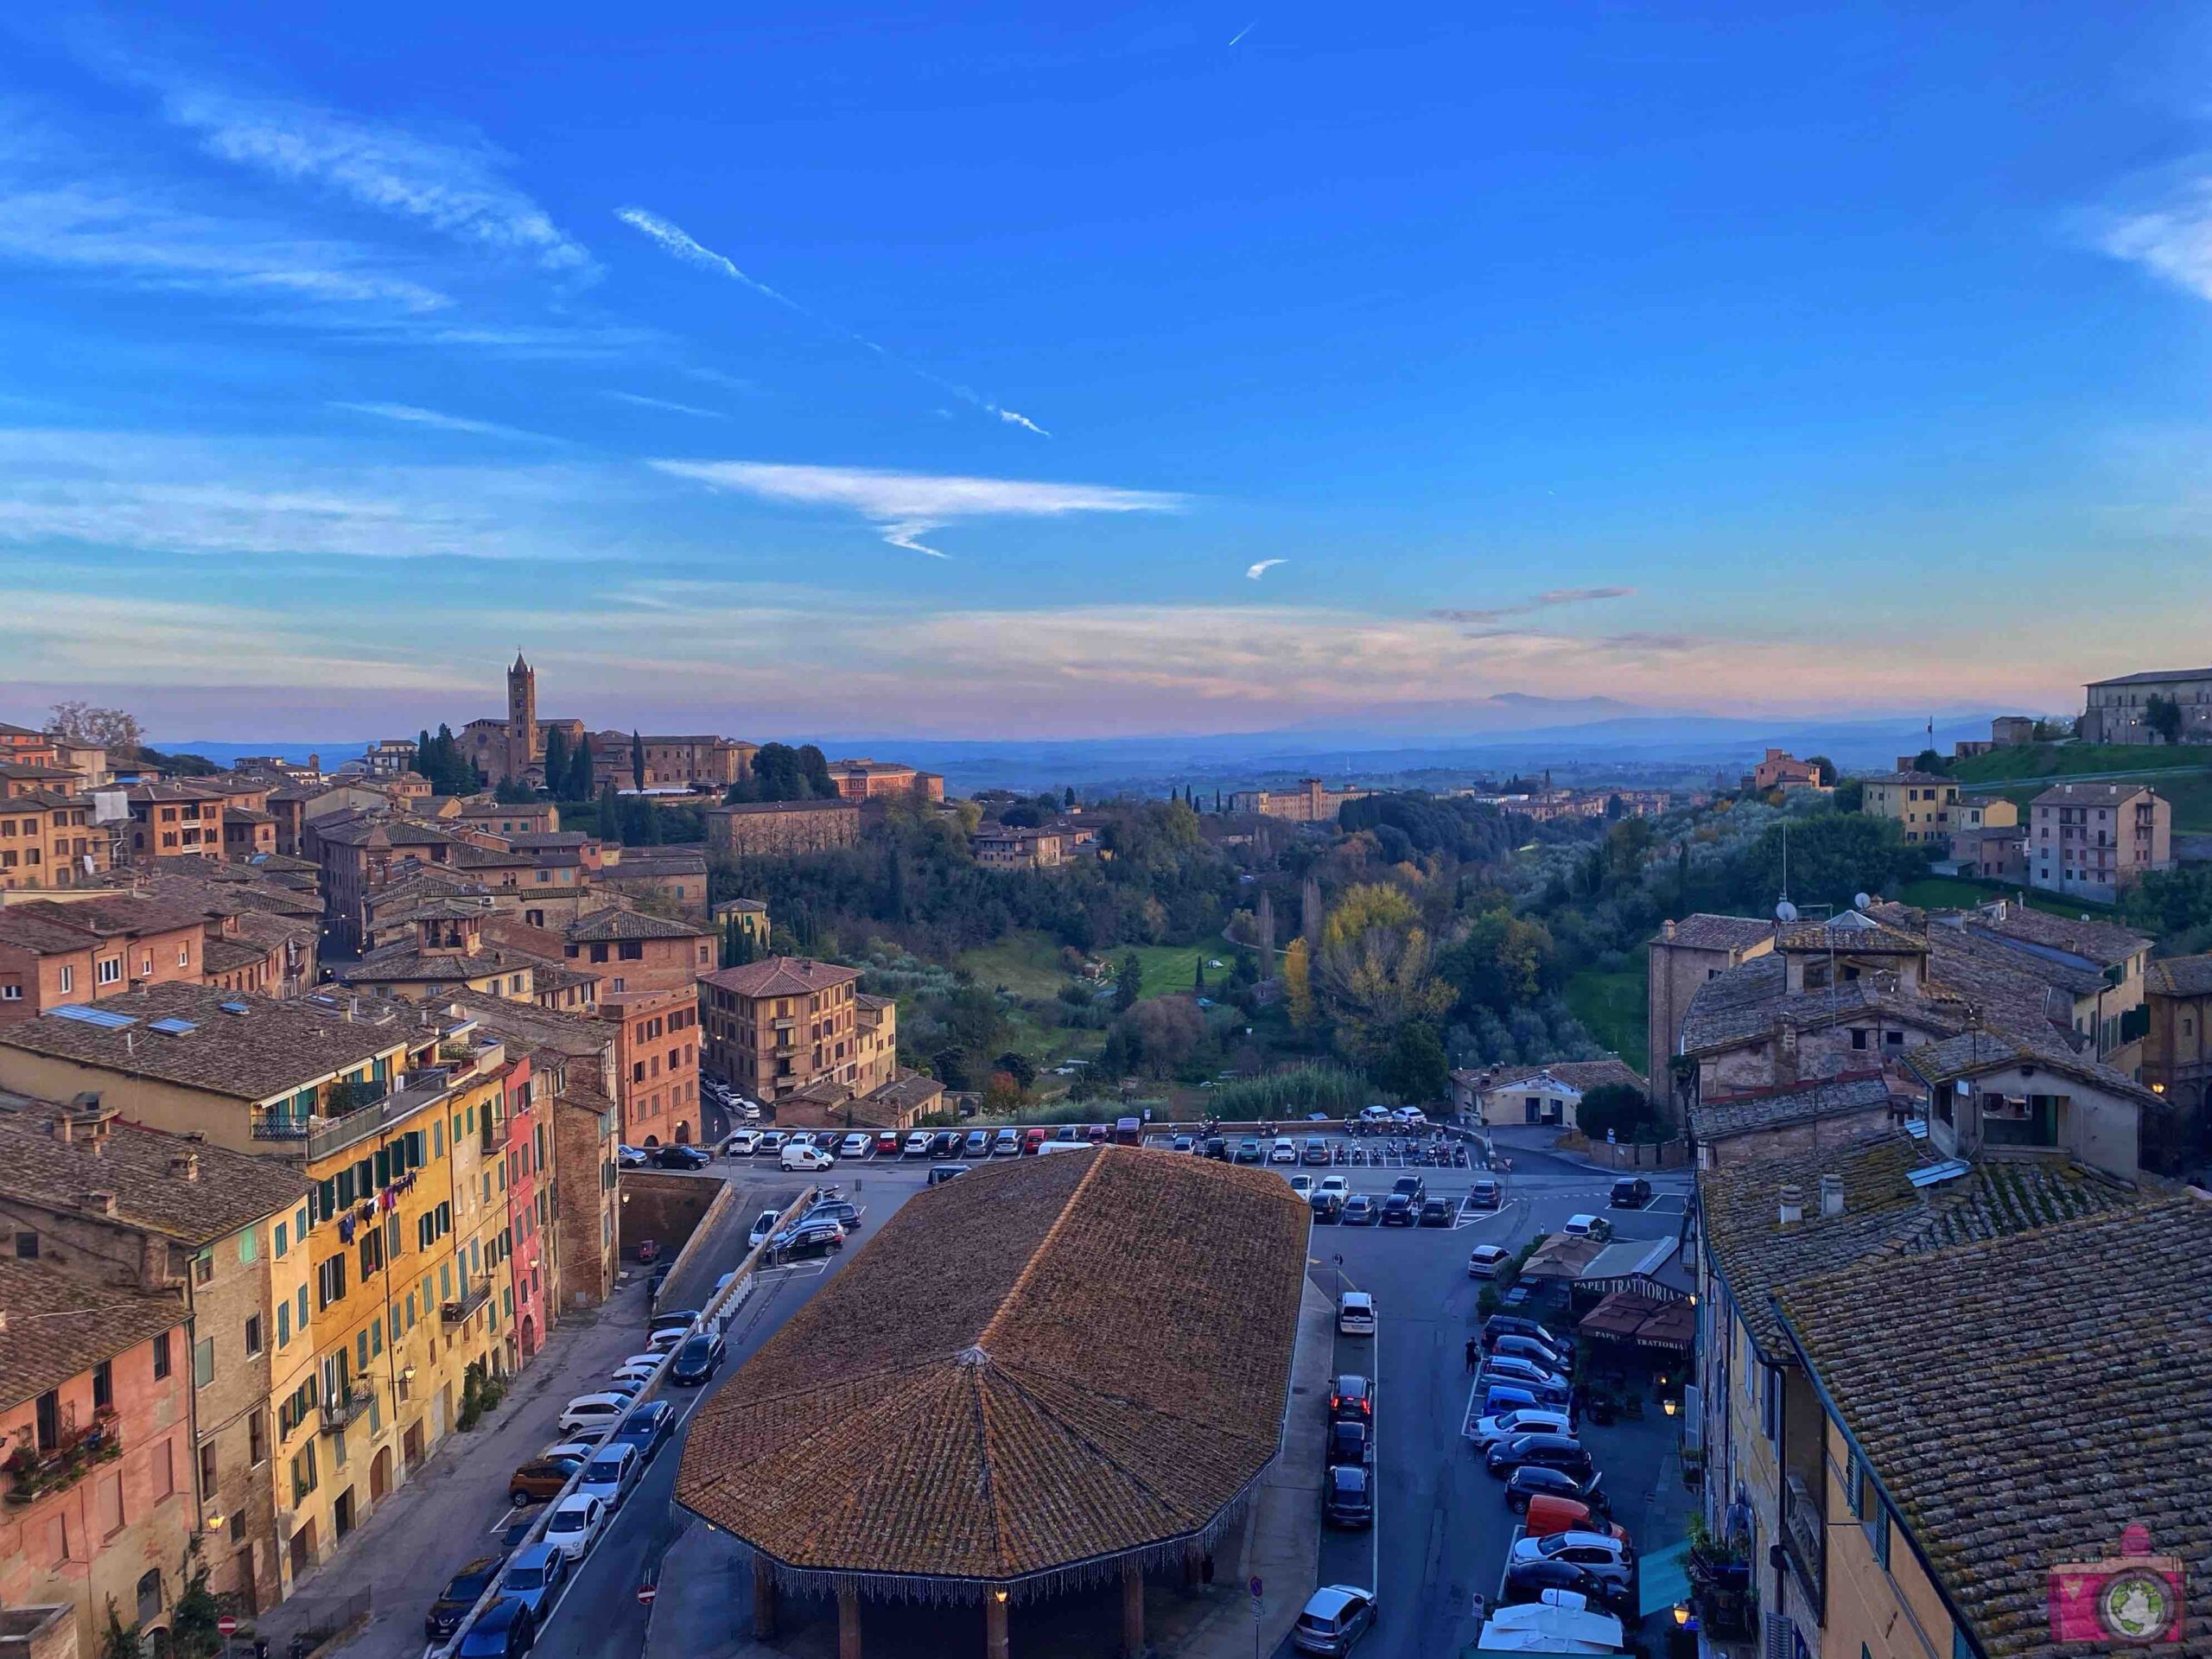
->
xmin=149 ymin=1018 xmax=197 ymax=1036
xmin=1904 ymin=1117 xmax=1929 ymax=1140
xmin=51 ymin=1004 xmax=139 ymax=1028
xmin=219 ymin=1001 xmax=251 ymax=1014
xmin=1905 ymin=1159 xmax=1972 ymax=1188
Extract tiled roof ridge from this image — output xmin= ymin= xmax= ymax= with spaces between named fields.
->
xmin=974 ymin=1149 xmax=1111 ymax=1354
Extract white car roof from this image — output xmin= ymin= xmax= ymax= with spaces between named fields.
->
xmin=565 ymin=1393 xmax=626 ymax=1410
xmin=553 ymin=1493 xmax=600 ymax=1515
xmin=1340 ymin=1291 xmax=1374 ymax=1308
xmin=1304 ymin=1586 xmax=1369 ymax=1617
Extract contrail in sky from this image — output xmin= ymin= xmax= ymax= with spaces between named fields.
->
xmin=1229 ymin=20 xmax=1256 ymax=45
xmin=616 ymin=206 xmax=1049 ymax=435
xmin=1246 ymin=557 xmax=1287 ymax=579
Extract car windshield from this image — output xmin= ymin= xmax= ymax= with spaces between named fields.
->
xmin=680 ymin=1338 xmax=710 ymax=1362
xmin=504 ymin=1567 xmax=547 ymax=1590
xmin=548 ymin=1510 xmax=588 ymax=1533
xmin=585 ymin=1459 xmax=623 ymax=1482
xmin=449 ymin=1570 xmax=494 ymax=1599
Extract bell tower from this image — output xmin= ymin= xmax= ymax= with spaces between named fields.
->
xmin=506 ymin=651 xmax=537 ymax=780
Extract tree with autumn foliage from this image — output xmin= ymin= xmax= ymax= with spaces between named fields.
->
xmin=1314 ymin=882 xmax=1452 ymax=1069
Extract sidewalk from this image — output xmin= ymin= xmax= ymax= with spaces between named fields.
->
xmin=257 ymin=1277 xmax=658 ymax=1659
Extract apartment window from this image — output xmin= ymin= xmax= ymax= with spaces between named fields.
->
xmin=178 ymin=944 xmax=190 ymax=966
xmin=35 ymin=1388 xmax=60 ymax=1451
xmin=152 ymin=1331 xmax=171 ymax=1380
xmin=296 ymin=1285 xmax=308 ymax=1330
xmin=193 ymin=1250 xmax=213 ymax=1287
xmin=98 ymin=1473 xmax=124 ymax=1538
xmin=276 ymin=1300 xmax=290 ymax=1346
xmin=291 ymin=1441 xmax=318 ymax=1503
xmin=96 ymin=957 xmax=122 ymax=986
xmin=194 ymin=1336 xmax=215 ymax=1388
xmin=198 ymin=1438 xmax=219 ymax=1503
xmin=248 ymin=1410 xmax=267 ymax=1465
xmin=92 ymin=1359 xmax=113 ymax=1411
xmin=355 ymin=1331 xmax=369 ymax=1372
xmin=238 ymin=1226 xmax=257 ymax=1264
xmin=57 ymin=964 xmax=72 ymax=994
xmin=317 ymin=1254 xmax=346 ymax=1308
xmin=13 ymin=1230 xmax=35 ymax=1258
xmin=0 ymin=985 xmax=19 ymax=1001
xmin=245 ymin=1314 xmax=264 ymax=1357
xmin=274 ymin=1219 xmax=288 ymax=1258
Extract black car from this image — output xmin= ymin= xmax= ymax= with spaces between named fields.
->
xmin=669 ymin=1331 xmax=726 ymax=1385
xmin=1203 ymin=1137 xmax=1230 ymax=1161
xmin=1325 ymin=1421 xmax=1374 ymax=1469
xmin=609 ymin=1401 xmax=677 ymax=1461
xmin=1328 ymin=1375 xmax=1374 ymax=1425
xmin=1322 ymin=1464 xmax=1374 ymax=1529
xmin=1610 ymin=1177 xmax=1652 ymax=1209
xmin=1390 ymin=1174 xmax=1427 ymax=1207
xmin=425 ymin=1557 xmax=505 ymax=1642
xmin=1417 ymin=1197 xmax=1452 ymax=1228
xmin=1502 ymin=1559 xmax=1632 ymax=1618
xmin=929 ymin=1131 xmax=960 ymax=1158
xmin=1309 ymin=1189 xmax=1344 ymax=1223
xmin=1485 ymin=1433 xmax=1593 ymax=1479
xmin=1504 ymin=1466 xmax=1606 ymax=1515
xmin=807 ymin=1199 xmax=862 ymax=1231
xmin=1379 ymin=1193 xmax=1415 ymax=1227
xmin=772 ymin=1220 xmax=845 ymax=1260
xmin=926 ymin=1166 xmax=966 ymax=1186
xmin=655 ymin=1143 xmax=712 ymax=1170
xmin=1468 ymin=1177 xmax=1502 ymax=1210
xmin=455 ymin=1599 xmax=537 ymax=1659
xmin=1484 ymin=1315 xmax=1567 ymax=1351
xmin=645 ymin=1263 xmax=671 ymax=1304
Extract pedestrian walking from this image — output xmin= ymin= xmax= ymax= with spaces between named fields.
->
xmin=1465 ymin=1337 xmax=1478 ymax=1373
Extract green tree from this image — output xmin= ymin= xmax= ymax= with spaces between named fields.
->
xmin=1802 ymin=754 xmax=1837 ymax=786
xmin=2145 ymin=693 xmax=2185 ymax=747
xmin=543 ymin=724 xmax=569 ymax=795
xmin=1576 ymin=1081 xmax=1663 ymax=1142
xmin=1281 ymin=937 xmax=1316 ymax=1028
xmin=1315 ymin=883 xmax=1452 ymax=1066
xmin=1383 ymin=1020 xmax=1449 ymax=1103
xmin=1115 ymin=950 xmax=1143 ymax=1014
xmin=1064 ymin=785 xmax=1077 ymax=809
xmin=171 ymin=1544 xmax=223 ymax=1659
xmin=932 ymin=1047 xmax=971 ymax=1090
xmin=1193 ymin=956 xmax=1206 ymax=991
xmin=1439 ymin=908 xmax=1556 ymax=1017
xmin=798 ymin=744 xmax=836 ymax=798
xmin=1911 ymin=748 xmax=1951 ymax=776
xmin=570 ymin=734 xmax=595 ymax=800
xmin=995 ymin=1051 xmax=1038 ymax=1094
xmin=99 ymin=1601 xmax=140 ymax=1659
xmin=632 ymin=730 xmax=647 ymax=791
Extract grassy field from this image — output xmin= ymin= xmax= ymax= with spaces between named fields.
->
xmin=953 ymin=929 xmax=1070 ymax=998
xmin=1129 ymin=934 xmax=1238 ymax=997
xmin=1564 ymin=966 xmax=1648 ymax=1073
xmin=1891 ymin=875 xmax=2118 ymax=919
xmin=1951 ymin=742 xmax=2212 ymax=785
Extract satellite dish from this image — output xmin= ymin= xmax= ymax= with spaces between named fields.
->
xmin=1853 ymin=892 xmax=1872 ymax=912
xmin=1775 ymin=899 xmax=1799 ymax=924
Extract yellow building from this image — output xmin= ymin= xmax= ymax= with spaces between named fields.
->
xmin=1858 ymin=770 xmax=1959 ymax=845
xmin=1955 ymin=796 xmax=2017 ymax=831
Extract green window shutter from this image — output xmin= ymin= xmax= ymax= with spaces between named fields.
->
xmin=238 ymin=1227 xmax=257 ymax=1264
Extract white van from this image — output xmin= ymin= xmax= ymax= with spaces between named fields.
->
xmin=781 ymin=1142 xmax=835 ymax=1172
xmin=1338 ymin=1291 xmax=1376 ymax=1338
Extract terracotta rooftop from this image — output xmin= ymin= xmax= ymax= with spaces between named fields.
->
xmin=1903 ymin=1025 xmax=2164 ymax=1107
xmin=2030 ymin=780 xmax=2164 ymax=808
xmin=1680 ymin=957 xmax=1965 ymax=1056
xmin=1778 ymin=1198 xmax=2212 ymax=1659
xmin=2085 ymin=664 xmax=2212 ymax=687
xmin=1775 ymin=912 xmax=1926 ymax=956
xmin=708 ymin=798 xmax=856 ymax=817
xmin=1698 ymin=1132 xmax=2136 ymax=1362
xmin=1654 ymin=914 xmax=1775 ymax=952
xmin=1688 ymin=1073 xmax=1897 ymax=1143
xmin=443 ymin=991 xmax=610 ymax=1061
xmin=0 ymin=1101 xmax=306 ymax=1245
xmin=340 ymin=945 xmax=531 ymax=987
xmin=1454 ymin=1058 xmax=1642 ymax=1094
xmin=1957 ymin=901 xmax=2150 ymax=969
xmin=2147 ymin=954 xmax=2212 ymax=998
xmin=677 ymin=1147 xmax=1308 ymax=1585
xmin=0 ymin=897 xmax=208 ymax=952
xmin=0 ymin=1255 xmax=187 ymax=1413
xmin=563 ymin=907 xmax=704 ymax=943
xmin=701 ymin=956 xmax=861 ymax=999
xmin=0 ymin=983 xmax=404 ymax=1103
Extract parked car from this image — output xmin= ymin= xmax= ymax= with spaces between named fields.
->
xmin=1468 ymin=1177 xmax=1502 ymax=1209
xmin=929 ymin=1130 xmax=959 ymax=1157
xmin=1390 ymin=1174 xmax=1427 ymax=1206
xmin=1476 ymin=1366 xmax=1571 ymax=1411
xmin=540 ymin=1440 xmax=597 ymax=1465
xmin=1467 ymin=1244 xmax=1510 ymax=1279
xmin=1236 ymin=1139 xmax=1262 ymax=1164
xmin=508 ymin=1455 xmax=584 ymax=1507
xmin=556 ymin=1394 xmax=631 ymax=1438
xmin=781 ymin=1142 xmax=835 ymax=1172
xmin=1310 ymin=1189 xmax=1344 ymax=1224
xmin=1501 ymin=1557 xmax=1633 ymax=1618
xmin=609 ymin=1401 xmax=676 ymax=1462
xmin=1322 ymin=1464 xmax=1374 ymax=1529
xmin=1418 ymin=1197 xmax=1453 ymax=1228
xmin=655 ymin=1143 xmax=711 ymax=1170
xmin=1293 ymin=1586 xmax=1377 ymax=1656
xmin=1561 ymin=1213 xmax=1612 ymax=1242
xmin=497 ymin=1542 xmax=570 ymax=1619
xmin=926 ymin=1165 xmax=967 ymax=1186
xmin=645 ymin=1325 xmax=690 ymax=1354
xmin=1510 ymin=1530 xmax=1636 ymax=1573
xmin=1492 ymin=1333 xmax=1572 ymax=1373
xmin=753 ymin=1130 xmax=787 ymax=1156
xmin=1484 ymin=1315 xmax=1567 ymax=1350
xmin=1338 ymin=1291 xmax=1376 ymax=1337
xmin=808 ymin=1198 xmax=861 ymax=1230
xmin=541 ymin=1493 xmax=607 ymax=1562
xmin=1203 ymin=1136 xmax=1229 ymax=1160
xmin=1357 ymin=1106 xmax=1396 ymax=1124
xmin=1171 ymin=1133 xmax=1195 ymax=1153
xmin=1470 ymin=1407 xmax=1573 ymax=1448
xmin=963 ymin=1129 xmax=992 ymax=1158
xmin=425 ymin=1557 xmax=505 ymax=1641
xmin=576 ymin=1441 xmax=640 ymax=1510
xmin=616 ymin=1145 xmax=646 ymax=1170
xmin=1341 ymin=1194 xmax=1378 ymax=1226
xmin=747 ymin=1209 xmax=782 ymax=1249
xmin=903 ymin=1130 xmax=933 ymax=1158
xmin=771 ymin=1219 xmax=846 ymax=1260
xmin=1328 ymin=1375 xmax=1374 ymax=1424
xmin=1022 ymin=1128 xmax=1050 ymax=1154
xmin=837 ymin=1133 xmax=871 ymax=1160
xmin=1478 ymin=1353 xmax=1568 ymax=1392
xmin=1289 ymin=1174 xmax=1315 ymax=1200
xmin=1523 ymin=1491 xmax=1626 ymax=1543
xmin=1379 ymin=1194 xmax=1415 ymax=1227
xmin=1270 ymin=1138 xmax=1299 ymax=1164
xmin=875 ymin=1130 xmax=902 ymax=1157
xmin=1484 ymin=1433 xmax=1594 ymax=1480
xmin=669 ymin=1330 xmax=726 ymax=1386
xmin=992 ymin=1128 xmax=1020 ymax=1156
xmin=455 ymin=1599 xmax=537 ymax=1659
xmin=1085 ymin=1123 xmax=1110 ymax=1143
xmin=1610 ymin=1177 xmax=1652 ymax=1210
xmin=1392 ymin=1107 xmax=1427 ymax=1127
xmin=1301 ymin=1137 xmax=1332 ymax=1165
xmin=1503 ymin=1466 xmax=1607 ymax=1516
xmin=1316 ymin=1174 xmax=1351 ymax=1203
xmin=609 ymin=1359 xmax=659 ymax=1387
xmin=721 ymin=1128 xmax=761 ymax=1158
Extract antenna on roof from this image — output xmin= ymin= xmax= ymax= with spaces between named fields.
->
xmin=1774 ymin=824 xmax=1796 ymax=925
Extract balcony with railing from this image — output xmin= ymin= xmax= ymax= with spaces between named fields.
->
xmin=442 ymin=1275 xmax=493 ymax=1325
xmin=3 ymin=1412 xmax=121 ymax=1506
xmin=1781 ymin=1472 xmax=1826 ymax=1617
xmin=320 ymin=1384 xmax=374 ymax=1434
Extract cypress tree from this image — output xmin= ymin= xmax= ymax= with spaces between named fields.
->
xmin=631 ymin=730 xmax=646 ymax=793
xmin=543 ymin=727 xmax=569 ymax=796
xmin=571 ymin=736 xmax=594 ymax=802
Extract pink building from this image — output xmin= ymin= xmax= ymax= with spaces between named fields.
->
xmin=496 ymin=1056 xmax=552 ymax=1364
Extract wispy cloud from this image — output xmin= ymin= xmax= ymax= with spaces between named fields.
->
xmin=1246 ymin=558 xmax=1287 ymax=579
xmin=330 ymin=402 xmax=557 ymax=442
xmin=647 ymin=459 xmax=1186 ymax=556
xmin=1427 ymin=586 xmax=1636 ymax=627
xmin=617 ymin=206 xmax=1049 ymax=435
xmin=604 ymin=391 xmax=727 ymax=420
xmin=2091 ymin=168 xmax=2212 ymax=304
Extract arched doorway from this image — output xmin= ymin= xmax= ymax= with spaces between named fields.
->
xmin=369 ymin=1446 xmax=392 ymax=1503
xmin=521 ymin=1315 xmax=537 ymax=1358
xmin=643 ymin=1135 xmax=660 ymax=1147
xmin=675 ymin=1121 xmax=691 ymax=1144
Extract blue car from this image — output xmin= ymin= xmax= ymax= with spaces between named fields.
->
xmin=496 ymin=1544 xmax=569 ymax=1620
xmin=609 ymin=1401 xmax=675 ymax=1462
xmin=456 ymin=1599 xmax=537 ymax=1658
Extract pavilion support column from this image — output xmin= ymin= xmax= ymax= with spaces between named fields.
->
xmin=985 ymin=1588 xmax=1010 ymax=1659
xmin=1122 ymin=1562 xmax=1145 ymax=1659
xmin=837 ymin=1585 xmax=862 ymax=1659
xmin=751 ymin=1559 xmax=778 ymax=1640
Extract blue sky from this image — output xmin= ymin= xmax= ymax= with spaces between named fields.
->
xmin=3 ymin=1 xmax=2211 ymax=741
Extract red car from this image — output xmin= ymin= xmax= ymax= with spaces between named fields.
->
xmin=1084 ymin=1123 xmax=1109 ymax=1143
xmin=874 ymin=1131 xmax=900 ymax=1157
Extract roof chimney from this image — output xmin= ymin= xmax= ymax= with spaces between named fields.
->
xmin=170 ymin=1152 xmax=200 ymax=1183
xmin=1819 ymin=1173 xmax=1844 ymax=1217
xmin=1662 ymin=918 xmax=1676 ymax=941
xmin=1777 ymin=1183 xmax=1805 ymax=1227
xmin=81 ymin=1191 xmax=118 ymax=1217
